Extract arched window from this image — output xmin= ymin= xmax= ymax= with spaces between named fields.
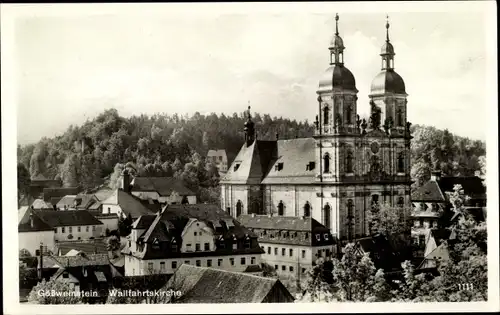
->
xmin=371 ymin=194 xmax=380 ymax=212
xmin=278 ymin=201 xmax=284 ymax=216
xmin=236 ymin=200 xmax=242 ymax=217
xmin=346 ymin=151 xmax=354 ymax=173
xmin=304 ymin=202 xmax=311 ymax=217
xmin=396 ymin=108 xmax=404 ymax=127
xmin=323 ymin=106 xmax=329 ymax=125
xmin=324 ymin=154 xmax=330 ymax=174
xmin=346 ymin=105 xmax=352 ymax=124
xmin=323 ymin=204 xmax=331 ymax=229
xmin=370 ymin=155 xmax=381 ymax=174
xmin=397 ymin=152 xmax=405 ymax=173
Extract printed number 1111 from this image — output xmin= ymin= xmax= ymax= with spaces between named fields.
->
xmin=458 ymin=283 xmax=474 ymax=290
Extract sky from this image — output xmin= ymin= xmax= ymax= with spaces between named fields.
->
xmin=9 ymin=2 xmax=496 ymax=145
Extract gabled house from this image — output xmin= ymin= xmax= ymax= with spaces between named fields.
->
xmin=56 ymin=194 xmax=101 ymax=211
xmin=35 ymin=210 xmax=104 ymax=241
xmin=207 ymin=149 xmax=229 ymax=173
xmin=410 ymin=171 xmax=486 ymax=253
xmin=19 ymin=208 xmax=104 ymax=253
xmin=238 ymin=214 xmax=335 ymax=277
xmin=354 ymin=234 xmax=413 ymax=274
xmin=54 ymin=238 xmax=109 ymax=256
xmin=129 ymin=176 xmax=197 ymax=205
xmin=19 ymin=208 xmax=55 ymax=256
xmin=123 ymin=204 xmax=264 ymax=276
xmin=163 ymin=264 xmax=295 ymax=303
xmin=100 ymin=188 xmax=155 ymax=220
xmin=43 ymin=187 xmax=80 ymax=206
xmin=42 ymin=252 xmax=120 ymax=303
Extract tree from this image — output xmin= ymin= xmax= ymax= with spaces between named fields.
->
xmin=60 ymin=154 xmax=79 ymax=187
xmin=106 ymin=235 xmax=121 ymax=253
xmin=17 ymin=163 xmax=31 ymax=206
xmin=367 ymin=202 xmax=412 ymax=238
xmin=28 ymin=279 xmax=83 ymax=304
xmin=118 ymin=214 xmax=133 ymax=237
xmin=331 ymin=244 xmax=381 ymax=301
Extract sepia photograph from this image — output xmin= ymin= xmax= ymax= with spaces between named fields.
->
xmin=2 ymin=1 xmax=498 ymax=314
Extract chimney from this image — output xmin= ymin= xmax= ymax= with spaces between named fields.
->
xmin=122 ymin=170 xmax=131 ymax=193
xmin=430 ymin=170 xmax=441 ymax=181
xmin=38 ymin=242 xmax=43 ymax=280
xmin=30 ymin=212 xmax=34 ymax=228
xmin=474 ymin=170 xmax=481 ymax=177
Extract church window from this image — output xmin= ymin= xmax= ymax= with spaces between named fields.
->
xmin=397 ymin=197 xmax=404 ymax=208
xmin=346 ymin=151 xmax=354 ymax=173
xmin=323 ymin=106 xmax=330 ymax=125
xmin=396 ymin=108 xmax=404 ymax=127
xmin=278 ymin=201 xmax=284 ymax=216
xmin=304 ymin=202 xmax=311 ymax=217
xmin=397 ymin=152 xmax=405 ymax=173
xmin=346 ymin=105 xmax=352 ymax=124
xmin=323 ymin=204 xmax=331 ymax=229
xmin=324 ymin=154 xmax=330 ymax=174
xmin=236 ymin=200 xmax=243 ymax=217
xmin=371 ymin=195 xmax=380 ymax=212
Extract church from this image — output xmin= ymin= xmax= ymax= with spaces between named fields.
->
xmin=220 ymin=15 xmax=413 ymax=242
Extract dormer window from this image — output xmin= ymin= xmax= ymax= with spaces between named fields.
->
xmin=306 ymin=161 xmax=316 ymax=171
xmin=275 ymin=162 xmax=284 ymax=171
xmin=324 ymin=233 xmax=329 ymax=240
xmin=244 ymin=236 xmax=251 ymax=249
xmin=234 ymin=163 xmax=241 ymax=171
xmin=316 ymin=234 xmax=321 ymax=241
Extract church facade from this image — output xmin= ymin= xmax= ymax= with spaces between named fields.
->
xmin=220 ymin=15 xmax=413 ymax=242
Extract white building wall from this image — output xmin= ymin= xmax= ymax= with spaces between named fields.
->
xmin=124 ymin=253 xmax=263 ymax=276
xmin=259 ymin=242 xmax=335 ymax=278
xmin=55 ymin=225 xmax=101 ymax=241
xmin=96 ymin=217 xmax=119 ymax=234
xmin=180 ymin=220 xmax=216 ymax=253
xmin=19 ymin=231 xmax=55 ymax=256
xmin=102 ymin=204 xmax=123 ymax=218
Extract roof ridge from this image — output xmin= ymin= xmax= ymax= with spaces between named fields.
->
xmin=183 ymin=264 xmax=276 ymax=282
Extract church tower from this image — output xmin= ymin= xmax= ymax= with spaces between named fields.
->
xmin=369 ymin=16 xmax=408 ymax=136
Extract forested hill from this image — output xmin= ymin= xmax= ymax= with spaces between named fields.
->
xmin=17 ymin=108 xmax=485 ymax=193
xmin=17 ymin=109 xmax=315 ymax=190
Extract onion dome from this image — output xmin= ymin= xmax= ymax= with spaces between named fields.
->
xmin=370 ymin=15 xmax=406 ymax=95
xmin=318 ymin=14 xmax=358 ymax=93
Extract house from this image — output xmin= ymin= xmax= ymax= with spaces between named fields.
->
xmin=220 ymin=14 xmax=413 ymax=243
xmin=43 ymin=187 xmax=80 ymax=205
xmin=237 ymin=214 xmax=335 ymax=278
xmin=54 ymin=238 xmax=109 ymax=256
xmin=207 ymin=149 xmax=229 ymax=173
xmin=56 ymin=194 xmax=101 ymax=211
xmin=42 ymin=253 xmax=120 ymax=303
xmin=30 ymin=198 xmax=54 ymax=210
xmin=162 ymin=264 xmax=295 ymax=303
xmin=128 ymin=175 xmax=197 ymax=205
xmin=29 ymin=178 xmax=62 ymax=199
xmin=410 ymin=171 xmax=487 ymax=253
xmin=18 ymin=208 xmax=55 ymax=256
xmin=354 ymin=234 xmax=413 ymax=274
xmin=100 ymin=188 xmax=155 ymax=220
xmin=122 ymin=204 xmax=264 ymax=276
xmin=88 ymin=212 xmax=119 ymax=234
xmin=33 ymin=209 xmax=104 ymax=241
